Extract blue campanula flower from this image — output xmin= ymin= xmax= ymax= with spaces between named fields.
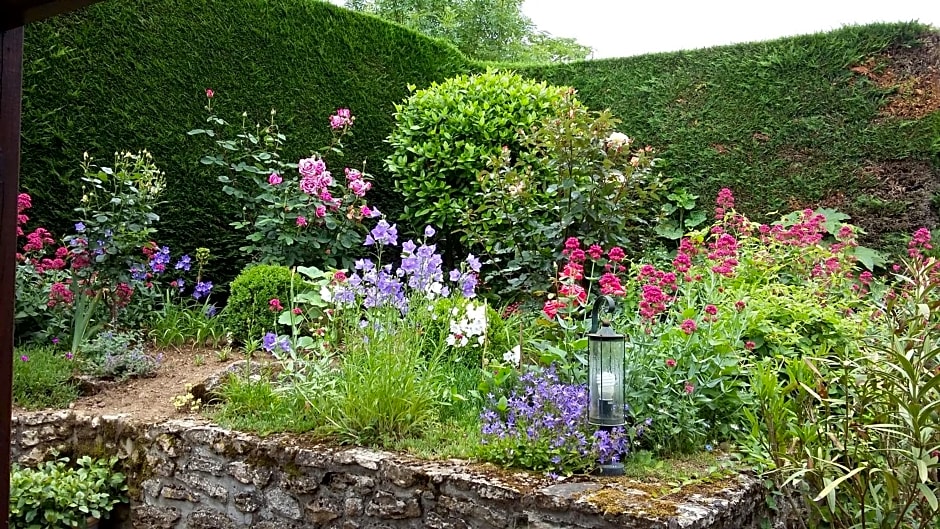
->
xmin=193 ymin=281 xmax=213 ymax=300
xmin=262 ymin=332 xmax=277 ymax=353
xmin=175 ymin=254 xmax=192 ymax=271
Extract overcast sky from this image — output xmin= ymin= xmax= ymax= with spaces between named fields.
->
xmin=523 ymin=0 xmax=940 ymax=58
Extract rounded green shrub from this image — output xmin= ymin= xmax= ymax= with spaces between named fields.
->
xmin=387 ymin=70 xmax=569 ymax=240
xmin=225 ymin=264 xmax=298 ymax=344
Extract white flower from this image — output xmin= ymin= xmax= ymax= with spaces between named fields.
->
xmin=607 ymin=132 xmax=631 ymax=149
xmin=446 ymin=301 xmax=488 ymax=348
xmin=502 ymin=345 xmax=521 ymax=366
xmin=320 ymin=284 xmax=333 ymax=304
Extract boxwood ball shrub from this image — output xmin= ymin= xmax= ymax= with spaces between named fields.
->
xmin=387 ymin=70 xmax=569 ymax=249
xmin=226 ymin=264 xmax=300 ymax=344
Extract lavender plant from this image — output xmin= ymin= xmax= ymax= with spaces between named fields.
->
xmin=81 ymin=330 xmax=163 ymax=380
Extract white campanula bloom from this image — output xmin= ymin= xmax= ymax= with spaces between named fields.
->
xmin=447 ymin=301 xmax=487 ymax=348
xmin=502 ymin=344 xmax=521 ymax=366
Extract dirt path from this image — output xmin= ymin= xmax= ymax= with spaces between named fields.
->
xmin=66 ymin=346 xmax=241 ymax=423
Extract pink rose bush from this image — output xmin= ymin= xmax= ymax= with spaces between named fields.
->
xmin=191 ymin=95 xmax=376 ymax=268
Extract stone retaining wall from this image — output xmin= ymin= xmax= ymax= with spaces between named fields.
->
xmin=10 ymin=411 xmax=777 ymax=529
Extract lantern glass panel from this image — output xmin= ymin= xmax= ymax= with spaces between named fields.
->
xmin=588 ymin=332 xmax=625 ymax=426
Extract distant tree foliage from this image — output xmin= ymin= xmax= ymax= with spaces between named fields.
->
xmin=344 ymin=0 xmax=592 ymax=62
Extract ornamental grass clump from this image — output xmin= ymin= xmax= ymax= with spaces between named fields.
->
xmin=479 ymin=368 xmax=629 ymax=476
xmin=232 ymin=220 xmax=498 ymax=447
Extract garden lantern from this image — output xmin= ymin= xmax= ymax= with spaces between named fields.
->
xmin=588 ymin=296 xmax=626 ymax=427
xmin=587 ymin=296 xmax=625 ymax=475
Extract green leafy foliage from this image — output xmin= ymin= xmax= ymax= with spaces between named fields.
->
xmin=744 ymin=247 xmax=940 ymax=528
xmin=462 ymin=89 xmax=667 ymax=295
xmin=190 ymin=103 xmax=373 ymax=268
xmin=12 ymin=345 xmax=79 ymax=411
xmin=9 ymin=455 xmax=127 ymax=529
xmin=21 ymin=0 xmax=470 ymax=289
xmin=81 ymin=330 xmax=162 ymax=380
xmin=225 ymin=264 xmax=299 ymax=344
xmin=387 ymin=69 xmax=567 ymax=248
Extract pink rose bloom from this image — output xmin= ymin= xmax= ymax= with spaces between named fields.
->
xmin=329 ymin=108 xmax=353 ymax=129
xmin=360 ymin=205 xmax=372 ymax=218
xmin=334 ymin=270 xmax=348 ymax=283
xmin=300 ymin=176 xmax=317 ymax=195
xmin=315 ymin=205 xmax=327 ymax=218
xmin=319 ymin=190 xmax=333 ymax=203
xmin=296 ymin=216 xmax=307 ymax=227
xmin=298 ymin=157 xmax=326 ymax=178
xmin=205 ymin=88 xmax=214 ymax=98
xmin=348 ymin=178 xmax=371 ymax=197
xmin=268 ymin=172 xmax=282 ymax=185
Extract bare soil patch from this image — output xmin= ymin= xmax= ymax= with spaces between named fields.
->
xmin=851 ymin=33 xmax=940 ymax=119
xmin=65 ymin=346 xmax=241 ymax=424
xmin=850 ymin=160 xmax=939 ymax=245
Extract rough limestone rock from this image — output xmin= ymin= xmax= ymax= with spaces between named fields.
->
xmin=10 ymin=411 xmax=794 ymax=529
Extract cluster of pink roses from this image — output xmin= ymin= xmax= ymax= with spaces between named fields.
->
xmin=329 ymin=108 xmax=354 ymax=130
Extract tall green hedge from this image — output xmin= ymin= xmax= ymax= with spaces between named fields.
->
xmin=20 ymin=0 xmax=940 ymax=292
xmin=520 ymin=23 xmax=940 ymax=244
xmin=21 ymin=0 xmax=469 ymax=287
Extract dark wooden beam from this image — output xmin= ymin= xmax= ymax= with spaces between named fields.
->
xmin=0 ymin=24 xmax=24 ymax=529
xmin=2 ymin=0 xmax=102 ymax=30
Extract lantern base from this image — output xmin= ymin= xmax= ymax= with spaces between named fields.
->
xmin=595 ymin=462 xmax=625 ymax=476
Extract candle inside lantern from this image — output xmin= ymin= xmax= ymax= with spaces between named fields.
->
xmin=596 ymin=371 xmax=616 ymax=400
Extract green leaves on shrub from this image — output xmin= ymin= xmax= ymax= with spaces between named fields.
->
xmin=225 ymin=264 xmax=300 ymax=344
xmin=387 ymin=70 xmax=567 ymax=242
xmin=10 ymin=455 xmax=127 ymax=529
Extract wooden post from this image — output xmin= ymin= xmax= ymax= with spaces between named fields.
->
xmin=0 ymin=24 xmax=24 ymax=529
